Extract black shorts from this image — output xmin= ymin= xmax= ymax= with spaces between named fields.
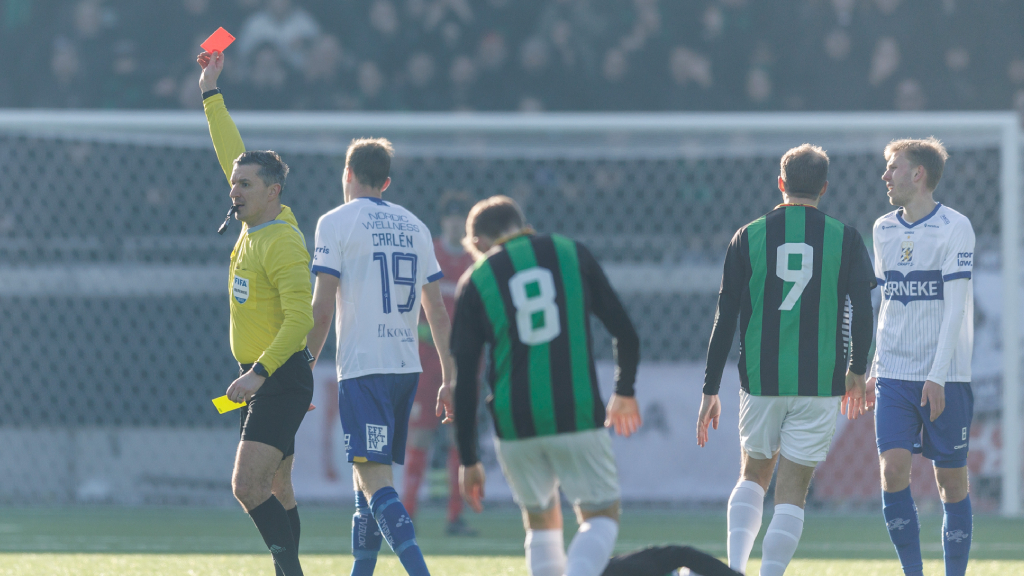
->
xmin=238 ymin=350 xmax=314 ymax=457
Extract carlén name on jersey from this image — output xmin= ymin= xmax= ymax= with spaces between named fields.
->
xmin=371 ymin=232 xmax=414 ymax=248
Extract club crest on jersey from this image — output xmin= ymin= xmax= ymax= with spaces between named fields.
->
xmin=899 ymin=241 xmax=914 ymax=265
xmin=882 ymin=270 xmax=943 ymax=305
xmin=233 ymin=275 xmax=250 ymax=304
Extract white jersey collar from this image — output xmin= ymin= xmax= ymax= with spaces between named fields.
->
xmin=895 ymin=202 xmax=942 ymax=229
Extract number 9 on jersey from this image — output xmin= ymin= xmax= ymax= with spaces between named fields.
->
xmin=508 ymin=267 xmax=562 ymax=345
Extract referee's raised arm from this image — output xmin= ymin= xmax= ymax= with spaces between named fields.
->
xmin=197 ymin=50 xmax=245 ymax=184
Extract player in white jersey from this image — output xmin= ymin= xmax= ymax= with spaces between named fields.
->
xmin=306 ymin=138 xmax=452 ymax=576
xmin=870 ymin=138 xmax=975 ymax=576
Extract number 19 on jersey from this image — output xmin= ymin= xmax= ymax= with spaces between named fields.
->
xmin=373 ymin=251 xmax=418 ymax=313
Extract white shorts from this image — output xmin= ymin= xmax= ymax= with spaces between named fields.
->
xmin=494 ymin=428 xmax=621 ymax=513
xmin=738 ymin=389 xmax=841 ymax=467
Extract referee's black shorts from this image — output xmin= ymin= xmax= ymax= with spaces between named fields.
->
xmin=238 ymin=350 xmax=314 ymax=458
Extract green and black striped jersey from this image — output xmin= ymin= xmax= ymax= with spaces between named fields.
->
xmin=704 ymin=205 xmax=876 ymax=397
xmin=451 ymin=233 xmax=639 ymax=465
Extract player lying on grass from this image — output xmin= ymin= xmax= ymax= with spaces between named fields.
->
xmin=602 ymin=544 xmax=742 ymax=576
xmin=451 ymin=195 xmax=642 ymax=576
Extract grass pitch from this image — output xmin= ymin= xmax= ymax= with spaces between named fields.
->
xmin=0 ymin=506 xmax=1020 ymax=575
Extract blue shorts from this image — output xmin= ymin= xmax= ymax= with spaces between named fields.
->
xmin=874 ymin=377 xmax=974 ymax=468
xmin=338 ymin=373 xmax=419 ymax=465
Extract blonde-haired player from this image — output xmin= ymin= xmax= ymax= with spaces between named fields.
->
xmin=871 ymin=137 xmax=975 ymax=576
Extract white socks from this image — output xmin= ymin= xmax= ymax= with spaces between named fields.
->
xmin=525 ymin=529 xmax=566 ymax=576
xmin=759 ymin=504 xmax=804 ymax=576
xmin=727 ymin=480 xmax=766 ymax=573
xmin=565 ymin=516 xmax=618 ymax=576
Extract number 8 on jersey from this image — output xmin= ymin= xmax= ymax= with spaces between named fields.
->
xmin=509 ymin=268 xmax=561 ymax=345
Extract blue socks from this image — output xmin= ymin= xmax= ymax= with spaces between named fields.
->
xmin=370 ymin=486 xmax=430 ymax=576
xmin=942 ymin=496 xmax=972 ymax=576
xmin=351 ymin=491 xmax=382 ymax=576
xmin=883 ymin=487 xmax=923 ymax=576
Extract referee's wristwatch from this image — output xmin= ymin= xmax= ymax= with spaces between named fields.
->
xmin=251 ymin=362 xmax=270 ymax=378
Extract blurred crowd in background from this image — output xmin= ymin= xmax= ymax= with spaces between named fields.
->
xmin=3 ymin=0 xmax=1024 ymax=112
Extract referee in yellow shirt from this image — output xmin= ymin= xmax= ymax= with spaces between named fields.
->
xmin=199 ymin=49 xmax=312 ymax=576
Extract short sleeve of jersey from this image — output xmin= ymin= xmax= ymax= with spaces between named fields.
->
xmin=846 ymin=227 xmax=877 ymax=289
xmin=941 ymin=218 xmax=975 ymax=281
xmin=311 ymin=215 xmax=342 ymax=278
xmin=423 ymin=234 xmax=443 ymax=283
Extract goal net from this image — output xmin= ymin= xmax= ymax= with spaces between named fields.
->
xmin=0 ymin=110 xmax=1019 ymax=515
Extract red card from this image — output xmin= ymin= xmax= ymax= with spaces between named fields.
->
xmin=201 ymin=27 xmax=235 ymax=54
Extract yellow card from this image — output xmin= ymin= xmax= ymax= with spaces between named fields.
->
xmin=212 ymin=395 xmax=246 ymax=414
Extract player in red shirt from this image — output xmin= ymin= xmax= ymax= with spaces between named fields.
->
xmin=402 ymin=193 xmax=477 ymax=535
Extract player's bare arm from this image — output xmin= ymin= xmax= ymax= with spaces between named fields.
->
xmin=307 ymin=272 xmax=340 ymax=368
xmin=459 ymin=462 xmax=486 ymax=513
xmin=421 ymin=281 xmax=455 ymax=423
xmin=605 ymin=394 xmax=642 ymax=437
xmin=696 ymin=393 xmax=721 ymax=447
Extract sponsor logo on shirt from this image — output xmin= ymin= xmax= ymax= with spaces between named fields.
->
xmin=941 ymin=214 xmax=951 ymax=225
xmin=882 ymin=270 xmax=944 ymax=304
xmin=314 ymin=245 xmax=330 ymax=254
xmin=366 ymin=424 xmax=388 ymax=452
xmin=233 ymin=275 xmax=249 ymax=304
xmin=377 ymin=324 xmax=416 ymax=343
xmin=957 ymin=252 xmax=973 ymax=267
xmin=361 ymin=211 xmax=421 ymax=232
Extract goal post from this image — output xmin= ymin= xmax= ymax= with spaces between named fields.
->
xmin=0 ymin=110 xmax=1019 ymax=514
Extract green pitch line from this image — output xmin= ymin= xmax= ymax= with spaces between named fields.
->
xmin=0 ymin=555 xmax=1021 ymax=576
xmin=0 ymin=506 xmax=1021 ymax=562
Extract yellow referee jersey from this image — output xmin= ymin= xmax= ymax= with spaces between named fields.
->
xmin=204 ymin=93 xmax=313 ymax=375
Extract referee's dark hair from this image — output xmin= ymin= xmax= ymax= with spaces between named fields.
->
xmin=235 ymin=150 xmax=289 ymax=191
xmin=780 ymin=143 xmax=829 ymax=199
xmin=465 ymin=195 xmax=526 ymax=241
xmin=346 ymin=137 xmax=394 ymax=189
